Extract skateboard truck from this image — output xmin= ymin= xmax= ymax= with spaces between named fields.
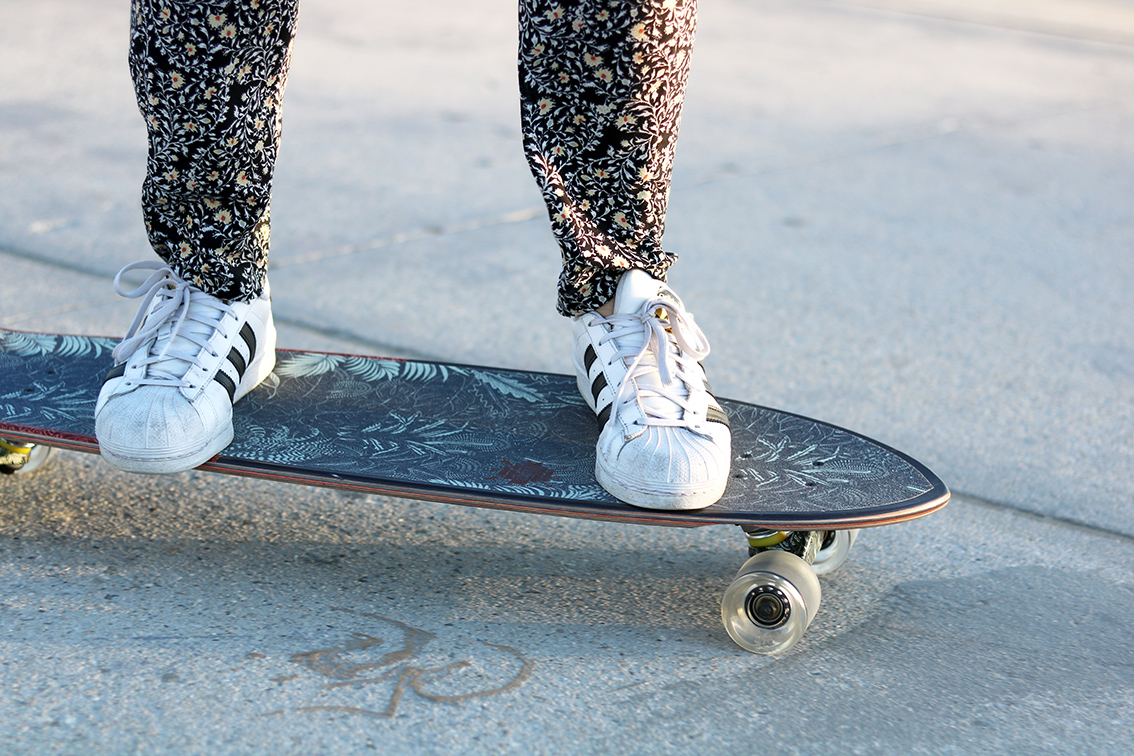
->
xmin=0 ymin=438 xmax=54 ymax=475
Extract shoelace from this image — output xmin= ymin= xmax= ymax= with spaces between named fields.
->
xmin=596 ymin=297 xmax=712 ymax=430
xmin=111 ymin=261 xmax=233 ymax=389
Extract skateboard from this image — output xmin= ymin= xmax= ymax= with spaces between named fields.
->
xmin=1 ymin=328 xmax=949 ymax=654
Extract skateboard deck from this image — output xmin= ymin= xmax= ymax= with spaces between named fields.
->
xmin=1 ymin=328 xmax=949 ymax=654
xmin=0 ymin=329 xmax=948 ymax=529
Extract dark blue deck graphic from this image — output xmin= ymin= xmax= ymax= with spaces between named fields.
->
xmin=1 ymin=330 xmax=948 ymax=526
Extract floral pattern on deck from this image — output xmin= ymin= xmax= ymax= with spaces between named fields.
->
xmin=1 ymin=332 xmax=943 ymax=524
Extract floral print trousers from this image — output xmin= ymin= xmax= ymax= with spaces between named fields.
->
xmin=130 ymin=0 xmax=696 ymax=315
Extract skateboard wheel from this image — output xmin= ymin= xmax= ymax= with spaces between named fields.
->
xmin=721 ymin=550 xmax=821 ymax=655
xmin=812 ymin=529 xmax=859 ymax=577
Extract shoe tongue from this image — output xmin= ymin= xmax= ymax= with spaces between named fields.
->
xmin=150 ymin=294 xmax=223 ymax=377
xmin=613 ymin=269 xmax=666 ymax=316
xmin=634 ymin=357 xmax=685 ymax=421
xmin=612 ymin=271 xmax=687 ymax=420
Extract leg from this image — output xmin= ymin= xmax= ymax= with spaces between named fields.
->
xmin=130 ymin=0 xmax=300 ymax=301
xmin=519 ymin=0 xmax=695 ymax=316
xmin=520 ymin=0 xmax=731 ymax=510
xmin=96 ymin=1 xmax=300 ymax=473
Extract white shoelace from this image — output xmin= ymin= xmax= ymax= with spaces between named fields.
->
xmin=596 ymin=297 xmax=712 ymax=430
xmin=111 ymin=261 xmax=233 ymax=389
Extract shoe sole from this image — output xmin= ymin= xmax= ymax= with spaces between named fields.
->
xmin=99 ymin=425 xmax=235 ymax=474
xmin=595 ymin=455 xmax=727 ymax=511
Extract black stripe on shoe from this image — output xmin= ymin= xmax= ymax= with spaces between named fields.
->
xmin=596 ymin=403 xmax=612 ymax=428
xmin=707 ymin=404 xmax=730 ymax=428
xmin=213 ymin=370 xmax=237 ymax=401
xmin=104 ymin=363 xmax=126 ymax=383
xmin=226 ymin=345 xmax=248 ymax=380
xmin=584 ymin=344 xmax=598 ymax=374
xmin=590 ymin=372 xmax=608 ymax=404
xmin=238 ymin=322 xmax=257 ymax=359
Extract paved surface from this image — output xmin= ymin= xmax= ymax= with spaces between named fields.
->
xmin=2 ymin=0 xmax=1133 ymax=753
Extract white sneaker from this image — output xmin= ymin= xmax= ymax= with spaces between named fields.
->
xmin=572 ymin=270 xmax=731 ymax=510
xmin=95 ymin=261 xmax=276 ymax=473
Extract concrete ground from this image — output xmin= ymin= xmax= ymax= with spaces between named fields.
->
xmin=2 ymin=0 xmax=1132 ymax=753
